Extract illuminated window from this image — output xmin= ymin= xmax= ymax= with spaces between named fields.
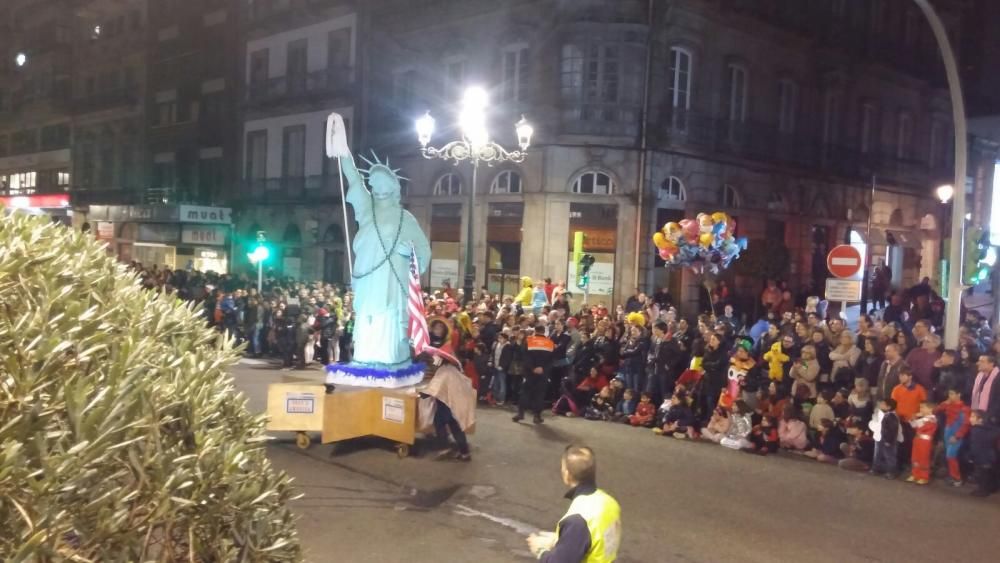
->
xmin=490 ymin=170 xmax=522 ymax=194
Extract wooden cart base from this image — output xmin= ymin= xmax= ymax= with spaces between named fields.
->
xmin=266 ymin=383 xmax=419 ymax=457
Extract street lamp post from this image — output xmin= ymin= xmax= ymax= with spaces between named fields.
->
xmin=416 ymin=87 xmax=534 ymax=306
xmin=913 ymin=0 xmax=968 ymax=349
xmin=937 ymin=184 xmax=954 ymax=298
xmin=247 ymin=231 xmax=270 ymax=294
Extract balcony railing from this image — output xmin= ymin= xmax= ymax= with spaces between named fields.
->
xmin=658 ymin=108 xmax=946 ymax=187
xmin=243 ymin=175 xmax=346 ymax=202
xmin=246 ymin=67 xmax=355 ymax=107
xmin=72 ymin=89 xmax=139 ymax=114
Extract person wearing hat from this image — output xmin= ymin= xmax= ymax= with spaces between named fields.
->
xmin=514 ymin=324 xmax=555 ymax=424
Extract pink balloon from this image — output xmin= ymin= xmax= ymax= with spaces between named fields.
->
xmin=658 ymin=248 xmax=673 ymax=261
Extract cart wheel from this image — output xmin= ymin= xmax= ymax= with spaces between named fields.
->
xmin=396 ymin=444 xmax=410 ymax=458
xmin=295 ymin=432 xmax=311 ymax=450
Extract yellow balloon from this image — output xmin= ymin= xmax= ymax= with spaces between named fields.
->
xmin=712 ymin=212 xmax=728 ymax=224
xmin=699 ymin=232 xmax=714 ymax=248
xmin=652 ymin=232 xmax=668 ymax=249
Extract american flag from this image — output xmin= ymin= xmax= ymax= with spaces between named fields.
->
xmin=407 ymin=244 xmax=458 ymax=365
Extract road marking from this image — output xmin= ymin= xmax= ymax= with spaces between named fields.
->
xmin=238 ymin=358 xmax=272 ymax=366
xmin=453 ymin=503 xmax=540 ymax=536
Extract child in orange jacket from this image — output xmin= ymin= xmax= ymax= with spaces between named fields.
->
xmin=629 ymin=392 xmax=657 ymax=427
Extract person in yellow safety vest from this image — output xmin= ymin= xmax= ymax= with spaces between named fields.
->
xmin=528 ymin=445 xmax=621 ymax=562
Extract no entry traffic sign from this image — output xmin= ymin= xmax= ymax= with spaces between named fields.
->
xmin=827 ymin=245 xmax=863 ymax=279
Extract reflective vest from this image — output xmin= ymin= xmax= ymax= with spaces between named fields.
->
xmin=555 ymin=488 xmax=621 ymax=563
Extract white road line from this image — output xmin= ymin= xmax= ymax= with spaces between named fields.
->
xmin=453 ymin=503 xmax=540 ymax=536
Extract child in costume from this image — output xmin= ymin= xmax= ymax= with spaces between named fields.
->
xmin=934 ymin=388 xmax=971 ymax=485
xmin=720 ymin=401 xmax=754 ymax=450
xmin=629 ymin=391 xmax=657 ymax=427
xmin=907 ymin=401 xmax=938 ymax=485
xmin=969 ymin=410 xmax=998 ymax=497
xmin=763 ymin=341 xmax=789 ymax=382
xmin=583 ymin=386 xmax=615 ymax=421
xmin=514 ymin=277 xmax=534 ymax=310
xmin=531 ymin=281 xmax=548 ymax=315
xmin=745 ymin=415 xmax=780 ymax=455
xmin=778 ymin=404 xmax=808 ymax=451
xmin=729 ymin=338 xmax=756 ymax=405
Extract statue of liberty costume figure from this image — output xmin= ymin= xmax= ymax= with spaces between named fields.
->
xmin=324 ymin=114 xmax=431 ymax=387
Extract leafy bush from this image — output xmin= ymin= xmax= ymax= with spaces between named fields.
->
xmin=0 ymin=211 xmax=301 ymax=561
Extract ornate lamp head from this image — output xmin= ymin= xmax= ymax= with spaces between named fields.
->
xmin=359 ymin=151 xmax=408 ymax=201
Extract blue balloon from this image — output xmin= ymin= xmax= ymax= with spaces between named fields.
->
xmin=713 ymin=222 xmax=726 ymax=236
xmin=737 ymin=236 xmax=748 ymax=250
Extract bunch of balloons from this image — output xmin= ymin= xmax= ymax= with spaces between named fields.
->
xmin=652 ymin=211 xmax=749 ymax=275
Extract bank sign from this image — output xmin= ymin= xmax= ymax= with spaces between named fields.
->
xmin=179 ymin=205 xmax=232 ymax=224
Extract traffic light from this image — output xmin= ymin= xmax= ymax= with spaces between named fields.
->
xmin=247 ymin=231 xmax=271 ymax=265
xmin=962 ymin=226 xmax=995 ymax=286
xmin=578 ymin=254 xmax=596 ymax=289
xmin=573 ymin=231 xmax=585 ymax=288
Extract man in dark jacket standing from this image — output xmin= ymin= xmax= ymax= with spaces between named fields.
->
xmin=876 ymin=344 xmax=905 ymax=401
xmin=316 ymin=308 xmax=337 ymax=365
xmin=645 ymin=322 xmax=680 ymax=405
xmin=514 ymin=325 xmax=554 ymax=424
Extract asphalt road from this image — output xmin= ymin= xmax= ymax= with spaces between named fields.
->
xmin=233 ymin=360 xmax=1000 ymax=563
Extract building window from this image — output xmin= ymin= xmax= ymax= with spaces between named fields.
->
xmin=156 ymin=100 xmax=176 ymax=126
xmin=490 ymin=170 xmax=522 ymax=194
xmin=573 ymin=171 xmax=614 ymax=195
xmin=896 ymin=112 xmax=914 ymax=159
xmin=777 ymin=79 xmax=798 ymax=134
xmin=433 ymin=173 xmax=462 ymax=196
xmin=9 ymin=171 xmax=37 ymax=194
xmin=328 ymin=27 xmax=352 ymax=70
xmin=245 ymin=130 xmax=267 ymax=180
xmin=198 ymin=157 xmax=223 ymax=199
xmin=860 ymin=103 xmax=877 ymax=154
xmin=445 ymin=57 xmax=466 ymax=96
xmin=501 ymin=44 xmax=529 ymax=102
xmin=282 ymin=125 xmax=306 ymax=179
xmin=823 ymin=91 xmax=842 ymax=146
xmin=658 ymin=176 xmax=686 ymax=203
xmin=57 ymin=170 xmax=70 ymax=188
xmin=727 ymin=63 xmax=748 ymax=123
xmin=152 ymin=162 xmax=175 ymax=189
xmin=249 ymin=49 xmax=269 ymax=85
xmin=99 ymin=147 xmax=114 ymax=186
xmin=929 ymin=120 xmax=942 ymax=167
xmin=393 ymin=69 xmax=416 ymax=115
xmin=560 ymin=45 xmax=584 ymax=99
xmin=560 ymin=43 xmax=620 ymax=118
xmin=722 ymin=184 xmax=741 ymax=208
xmin=767 ymin=191 xmax=787 ymax=212
xmin=287 ymin=39 xmax=308 ymax=94
xmin=668 ymin=47 xmax=692 ymax=111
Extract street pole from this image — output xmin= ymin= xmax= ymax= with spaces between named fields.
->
xmin=913 ymin=0 xmax=967 ymax=348
xmin=860 ymin=175 xmax=876 ymax=313
xmin=464 ymin=160 xmax=478 ymax=306
xmin=257 ymin=259 xmax=263 ymax=294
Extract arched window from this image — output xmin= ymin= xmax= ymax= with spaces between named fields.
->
xmin=322 ymin=224 xmax=344 ymax=244
xmin=721 ymin=184 xmax=740 ymax=208
xmin=767 ymin=191 xmax=787 ymax=212
xmin=490 ymin=170 xmax=522 ymax=194
xmin=572 ymin=171 xmax=614 ymax=195
xmin=283 ymin=224 xmax=302 ymax=244
xmin=658 ymin=176 xmax=686 ymax=203
xmin=433 ymin=173 xmax=462 ymax=196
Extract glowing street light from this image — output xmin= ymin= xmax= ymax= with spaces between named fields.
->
xmin=15 ymin=52 xmax=27 ymax=67
xmin=416 ymin=86 xmax=533 ymax=305
xmin=936 ymin=184 xmax=954 ymax=204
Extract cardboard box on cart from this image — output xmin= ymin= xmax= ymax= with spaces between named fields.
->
xmin=266 ymin=383 xmax=418 ymax=456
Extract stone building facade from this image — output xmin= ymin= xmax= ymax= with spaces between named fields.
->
xmin=361 ymin=0 xmax=961 ymax=311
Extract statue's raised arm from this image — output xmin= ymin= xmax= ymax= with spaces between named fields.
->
xmin=326 ymin=113 xmax=371 ymax=226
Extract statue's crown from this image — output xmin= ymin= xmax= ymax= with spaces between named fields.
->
xmin=359 ymin=151 xmax=409 ymax=182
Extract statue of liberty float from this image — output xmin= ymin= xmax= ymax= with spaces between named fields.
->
xmin=323 ymin=113 xmax=432 ymax=388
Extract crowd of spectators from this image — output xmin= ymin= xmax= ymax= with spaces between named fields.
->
xmin=130 ymin=263 xmax=1000 ymax=498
